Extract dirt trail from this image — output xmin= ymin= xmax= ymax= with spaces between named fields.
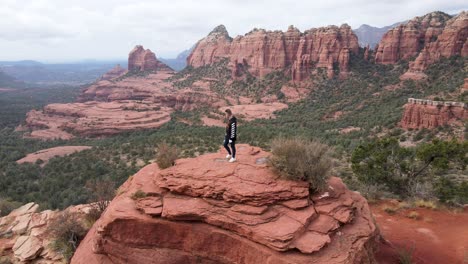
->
xmin=372 ymin=201 xmax=468 ymax=264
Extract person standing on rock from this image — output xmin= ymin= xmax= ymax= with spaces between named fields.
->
xmin=223 ymin=109 xmax=237 ymax=163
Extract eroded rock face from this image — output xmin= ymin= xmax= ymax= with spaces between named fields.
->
xmin=128 ymin=45 xmax=173 ymax=72
xmin=375 ymin=11 xmax=467 ymax=78
xmin=23 ymin=101 xmax=173 ymax=139
xmin=375 ymin=11 xmax=452 ymax=64
xmin=0 ymin=203 xmax=91 ymax=263
xmin=400 ymin=98 xmax=468 ymax=129
xmin=100 ymin=64 xmax=127 ymax=81
xmin=72 ymin=145 xmax=379 ymax=264
xmin=187 ymin=24 xmax=359 ymax=82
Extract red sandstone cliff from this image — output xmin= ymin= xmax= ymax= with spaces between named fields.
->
xmin=187 ymin=24 xmax=359 ymax=82
xmin=128 ymin=45 xmax=173 ymax=72
xmin=376 ymin=11 xmax=468 ymax=78
xmin=400 ymin=98 xmax=467 ymax=129
xmin=72 ymin=145 xmax=379 ymax=264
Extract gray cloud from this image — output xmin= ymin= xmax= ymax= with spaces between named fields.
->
xmin=0 ymin=0 xmax=466 ymax=62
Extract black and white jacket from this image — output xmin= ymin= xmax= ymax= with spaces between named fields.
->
xmin=225 ymin=116 xmax=237 ymax=140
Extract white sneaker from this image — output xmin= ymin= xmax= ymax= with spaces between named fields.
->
xmin=229 ymin=157 xmax=236 ymax=163
xmin=226 ymin=154 xmax=231 ymax=159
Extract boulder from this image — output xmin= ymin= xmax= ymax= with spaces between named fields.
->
xmin=72 ymin=145 xmax=379 ymax=264
xmin=12 ymin=236 xmax=43 ymax=261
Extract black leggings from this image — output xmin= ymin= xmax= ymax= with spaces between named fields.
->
xmin=223 ymin=136 xmax=236 ymax=158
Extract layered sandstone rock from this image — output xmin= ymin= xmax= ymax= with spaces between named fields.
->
xmin=100 ymin=64 xmax=127 ymax=81
xmin=0 ymin=203 xmax=91 ymax=263
xmin=24 ymin=101 xmax=173 ymax=139
xmin=16 ymin=146 xmax=92 ymax=166
xmin=375 ymin=11 xmax=452 ymax=64
xmin=407 ymin=12 xmax=468 ymax=74
xmin=128 ymin=45 xmax=173 ymax=72
xmin=376 ymin=11 xmax=468 ymax=78
xmin=400 ymin=98 xmax=468 ymax=129
xmin=72 ymin=145 xmax=379 ymax=264
xmin=187 ymin=24 xmax=359 ymax=82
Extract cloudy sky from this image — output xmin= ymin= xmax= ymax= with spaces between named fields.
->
xmin=0 ymin=0 xmax=466 ymax=62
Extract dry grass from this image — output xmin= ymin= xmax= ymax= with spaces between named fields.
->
xmin=414 ymin=200 xmax=438 ymax=210
xmin=268 ymin=138 xmax=332 ymax=192
xmin=156 ymin=142 xmax=179 ymax=169
xmin=406 ymin=211 xmax=420 ymax=220
xmin=382 ymin=205 xmax=398 ymax=215
xmin=47 ymin=211 xmax=87 ymax=261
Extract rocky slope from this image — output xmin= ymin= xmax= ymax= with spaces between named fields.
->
xmin=187 ymin=24 xmax=359 ymax=81
xmin=0 ymin=203 xmax=91 ymax=263
xmin=100 ymin=64 xmax=127 ymax=81
xmin=72 ymin=145 xmax=379 ymax=264
xmin=128 ymin=45 xmax=173 ymax=72
xmin=375 ymin=11 xmax=467 ymax=79
xmin=400 ymin=98 xmax=467 ymax=129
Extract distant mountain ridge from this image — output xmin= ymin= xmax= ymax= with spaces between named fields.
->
xmin=159 ymin=46 xmax=194 ymax=71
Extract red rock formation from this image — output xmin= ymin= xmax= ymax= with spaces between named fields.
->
xmin=72 ymin=145 xmax=379 ymax=264
xmin=128 ymin=45 xmax=173 ymax=72
xmin=400 ymin=98 xmax=467 ymax=129
xmin=100 ymin=64 xmax=127 ymax=81
xmin=406 ymin=11 xmax=468 ymax=75
xmin=24 ymin=101 xmax=173 ymax=139
xmin=187 ymin=24 xmax=359 ymax=82
xmin=462 ymin=78 xmax=468 ymax=92
xmin=375 ymin=11 xmax=468 ymax=79
xmin=375 ymin=11 xmax=452 ymax=64
xmin=0 ymin=203 xmax=92 ymax=263
xmin=364 ymin=44 xmax=370 ymax=61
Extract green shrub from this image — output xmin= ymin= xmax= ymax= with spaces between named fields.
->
xmin=156 ymin=142 xmax=179 ymax=169
xmin=0 ymin=198 xmax=21 ymax=217
xmin=268 ymin=138 xmax=332 ymax=192
xmin=47 ymin=211 xmax=87 ymax=261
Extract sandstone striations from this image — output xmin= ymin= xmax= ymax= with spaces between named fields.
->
xmin=187 ymin=24 xmax=359 ymax=82
xmin=400 ymin=98 xmax=468 ymax=129
xmin=16 ymin=146 xmax=92 ymax=166
xmin=375 ymin=11 xmax=452 ymax=64
xmin=0 ymin=203 xmax=91 ymax=263
xmin=24 ymin=101 xmax=173 ymax=139
xmin=375 ymin=11 xmax=468 ymax=79
xmin=128 ymin=45 xmax=173 ymax=72
xmin=72 ymin=145 xmax=379 ymax=264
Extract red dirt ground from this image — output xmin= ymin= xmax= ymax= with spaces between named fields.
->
xmin=371 ymin=200 xmax=468 ymax=264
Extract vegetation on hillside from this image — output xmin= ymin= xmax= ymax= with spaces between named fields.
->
xmin=0 ymin=54 xmax=466 ymax=212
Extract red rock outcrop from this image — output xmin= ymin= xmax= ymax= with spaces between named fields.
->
xmin=100 ymin=64 xmax=127 ymax=81
xmin=407 ymin=12 xmax=468 ymax=74
xmin=400 ymin=98 xmax=468 ymax=129
xmin=0 ymin=203 xmax=92 ymax=263
xmin=187 ymin=24 xmax=359 ymax=82
xmin=375 ymin=11 xmax=452 ymax=64
xmin=376 ymin=11 xmax=468 ymax=78
xmin=16 ymin=146 xmax=92 ymax=166
xmin=128 ymin=45 xmax=173 ymax=72
xmin=72 ymin=145 xmax=379 ymax=264
xmin=24 ymin=101 xmax=173 ymax=139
